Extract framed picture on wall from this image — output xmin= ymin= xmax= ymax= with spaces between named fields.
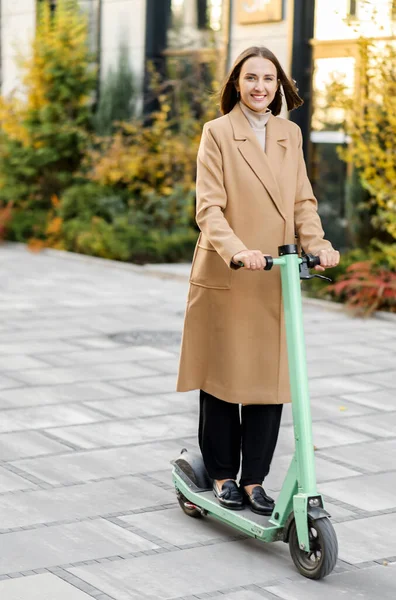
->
xmin=236 ymin=0 xmax=283 ymax=24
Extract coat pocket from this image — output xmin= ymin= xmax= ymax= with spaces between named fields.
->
xmin=190 ymin=245 xmax=231 ymax=289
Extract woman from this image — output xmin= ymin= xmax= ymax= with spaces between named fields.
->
xmin=177 ymin=47 xmax=340 ymax=515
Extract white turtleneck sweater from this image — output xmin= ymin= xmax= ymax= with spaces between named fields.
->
xmin=239 ymin=102 xmax=271 ymax=152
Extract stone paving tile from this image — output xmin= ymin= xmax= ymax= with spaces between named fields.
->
xmin=306 ymin=357 xmax=385 ymax=379
xmin=281 ymin=396 xmax=377 ymax=425
xmin=275 ymin=421 xmax=371 ymax=457
xmin=140 ymin=469 xmax=175 ymax=489
xmin=266 ymin=563 xmax=396 ymax=600
xmin=113 ymin=373 xmax=178 ymax=395
xmin=67 ymin=336 xmax=124 ymax=350
xmin=0 ymin=375 xmax=24 ymax=390
xmin=0 ymin=340 xmax=81 ymax=356
xmin=0 ymin=573 xmax=95 ymax=599
xmin=319 ymin=472 xmax=396 ymax=511
xmin=139 ymin=357 xmax=180 ymax=375
xmin=0 ymin=404 xmax=107 ymax=434
xmin=355 ymin=370 xmax=396 ymax=389
xmin=308 ymin=375 xmax=381 ymax=398
xmin=333 ymin=513 xmax=396 ymax=563
xmin=120 ymin=507 xmax=240 ymax=546
xmin=46 ymin=412 xmax=196 ymax=450
xmin=0 ymin=476 xmax=175 ymax=529
xmin=11 ymin=440 xmax=186 ymax=485
xmin=0 ymin=327 xmax=95 ymax=343
xmin=204 ymin=592 xmax=267 ymax=600
xmin=328 ymin=411 xmax=396 ymax=439
xmin=305 ymin=332 xmax=391 ymax=348
xmin=0 ymin=355 xmax=51 ymax=372
xmin=318 ymin=501 xmax=357 ymax=520
xmin=10 ymin=362 xmax=156 ymax=386
xmin=358 ymin=354 xmax=396 ymax=370
xmin=0 ymin=381 xmax=132 ymax=409
xmin=264 ymin=454 xmax=361 ymax=493
xmin=70 ymin=539 xmax=295 ymax=600
xmin=39 ymin=346 xmax=175 ymax=367
xmin=323 ymin=342 xmax=392 ymax=359
xmin=339 ymin=388 xmax=396 ymax=412
xmin=85 ymin=391 xmax=197 ymax=419
xmin=0 ymin=466 xmax=37 ymax=493
xmin=0 ymin=518 xmax=158 ymax=575
xmin=318 ymin=439 xmax=396 ymax=473
xmin=0 ymin=431 xmax=72 ymax=460
xmin=373 ymin=340 xmax=396 ymax=352
xmin=35 ymin=354 xmax=79 ymax=368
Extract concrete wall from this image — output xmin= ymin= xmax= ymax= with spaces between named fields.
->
xmin=229 ymin=0 xmax=291 ymax=74
xmin=1 ymin=0 xmax=36 ymax=97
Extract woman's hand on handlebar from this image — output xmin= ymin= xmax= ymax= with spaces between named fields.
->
xmin=232 ymin=250 xmax=269 ymax=271
xmin=315 ymin=248 xmax=340 ymax=272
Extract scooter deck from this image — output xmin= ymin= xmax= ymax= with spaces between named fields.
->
xmin=197 ymin=490 xmax=273 ymax=527
xmin=176 ymin=482 xmax=283 ymax=542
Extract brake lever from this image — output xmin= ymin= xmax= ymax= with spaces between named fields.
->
xmin=312 ymin=274 xmax=332 ymax=282
xmin=299 ymin=261 xmax=332 ymax=282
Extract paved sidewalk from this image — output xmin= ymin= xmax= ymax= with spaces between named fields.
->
xmin=0 ymin=244 xmax=395 ymax=600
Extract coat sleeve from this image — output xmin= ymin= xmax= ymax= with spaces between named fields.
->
xmin=294 ymin=127 xmax=334 ymax=254
xmin=195 ymin=124 xmax=248 ymax=267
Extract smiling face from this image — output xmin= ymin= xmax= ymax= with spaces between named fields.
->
xmin=236 ymin=56 xmax=279 ymax=113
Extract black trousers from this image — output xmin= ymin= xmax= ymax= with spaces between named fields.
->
xmin=198 ymin=390 xmax=283 ymax=487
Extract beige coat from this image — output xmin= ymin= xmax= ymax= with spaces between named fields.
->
xmin=177 ymin=103 xmax=332 ymax=405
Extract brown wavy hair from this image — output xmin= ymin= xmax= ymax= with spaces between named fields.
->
xmin=219 ymin=46 xmax=303 ymax=116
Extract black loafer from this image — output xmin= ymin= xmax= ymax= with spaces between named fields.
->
xmin=213 ymin=480 xmax=244 ymax=510
xmin=244 ymin=486 xmax=274 ymax=516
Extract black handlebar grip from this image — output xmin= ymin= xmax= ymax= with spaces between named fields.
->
xmin=264 ymin=256 xmax=274 ymax=270
xmin=306 ymin=254 xmax=321 ymax=268
xmin=237 ymin=255 xmax=274 ymax=270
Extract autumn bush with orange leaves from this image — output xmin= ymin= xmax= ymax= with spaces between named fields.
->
xmin=328 ymin=261 xmax=396 ymax=316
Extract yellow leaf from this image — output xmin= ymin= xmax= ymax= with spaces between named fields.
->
xmin=28 ymin=239 xmax=46 ymax=252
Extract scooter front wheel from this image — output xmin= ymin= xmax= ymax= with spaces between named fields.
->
xmin=288 ymin=516 xmax=338 ymax=579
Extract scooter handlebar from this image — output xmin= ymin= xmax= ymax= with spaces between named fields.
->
xmin=306 ymin=254 xmax=321 ymax=268
xmin=237 ymin=256 xmax=274 ymax=270
xmin=237 ymin=254 xmax=321 ymax=270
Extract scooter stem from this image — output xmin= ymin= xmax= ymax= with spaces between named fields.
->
xmin=280 ymin=251 xmax=317 ymax=494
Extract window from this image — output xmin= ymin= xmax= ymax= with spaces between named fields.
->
xmin=197 ymin=0 xmax=208 ymax=29
xmin=37 ymin=0 xmax=57 ymax=17
xmin=170 ymin=0 xmax=222 ymax=36
xmin=347 ymin=0 xmax=357 ymax=17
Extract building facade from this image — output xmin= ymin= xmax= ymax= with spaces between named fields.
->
xmin=2 ymin=0 xmax=391 ymax=250
xmin=0 ymin=1 xmax=293 ymax=109
xmin=309 ymin=0 xmax=396 ymax=248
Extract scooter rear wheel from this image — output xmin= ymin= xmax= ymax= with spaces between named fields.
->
xmin=289 ymin=516 xmax=338 ymax=579
xmin=176 ymin=490 xmax=203 ymax=519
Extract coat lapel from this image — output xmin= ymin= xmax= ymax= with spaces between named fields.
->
xmin=228 ymin=104 xmax=288 ymax=220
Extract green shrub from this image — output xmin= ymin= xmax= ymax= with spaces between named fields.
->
xmin=7 ymin=209 xmax=49 ymax=242
xmin=55 ymin=182 xmax=197 ymax=263
xmin=59 ymin=183 xmax=127 ymax=222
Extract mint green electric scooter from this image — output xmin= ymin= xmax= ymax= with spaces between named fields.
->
xmin=172 ymin=244 xmax=338 ymax=580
